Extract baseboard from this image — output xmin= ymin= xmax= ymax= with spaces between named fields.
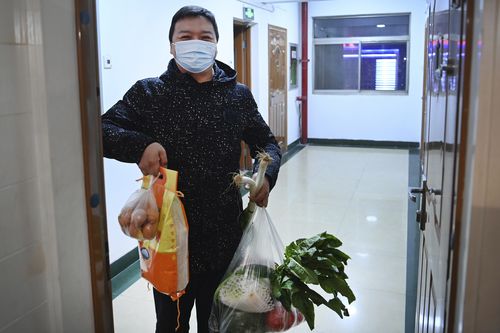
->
xmin=110 ymin=248 xmax=138 ymax=278
xmin=307 ymin=138 xmax=419 ymax=149
xmin=111 ymin=260 xmax=141 ymax=299
xmin=110 ymin=248 xmax=139 ymax=299
xmin=405 ymin=147 xmax=421 ymax=332
xmin=286 ymin=138 xmax=301 ymax=151
xmin=282 ymin=139 xmax=306 ymax=165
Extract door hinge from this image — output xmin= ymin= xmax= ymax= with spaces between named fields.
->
xmin=446 ymin=229 xmax=455 ymax=280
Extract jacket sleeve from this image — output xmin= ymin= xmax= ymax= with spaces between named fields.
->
xmin=241 ymin=90 xmax=282 ymax=191
xmin=101 ymin=81 xmax=156 ymax=163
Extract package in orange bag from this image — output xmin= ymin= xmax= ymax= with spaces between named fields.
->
xmin=137 ymin=167 xmax=189 ymax=300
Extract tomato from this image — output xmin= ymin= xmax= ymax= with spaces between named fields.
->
xmin=296 ymin=311 xmax=304 ymax=324
xmin=266 ymin=303 xmax=303 ymax=331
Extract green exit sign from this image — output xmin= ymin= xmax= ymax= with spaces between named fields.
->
xmin=243 ymin=7 xmax=255 ymax=21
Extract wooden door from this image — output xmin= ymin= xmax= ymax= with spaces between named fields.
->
xmin=414 ymin=0 xmax=467 ymax=332
xmin=234 ymin=22 xmax=253 ymax=171
xmin=268 ymin=25 xmax=287 ymax=152
xmin=234 ymin=22 xmax=252 ymax=87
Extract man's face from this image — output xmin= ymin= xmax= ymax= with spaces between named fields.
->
xmin=170 ymin=16 xmax=217 ymax=57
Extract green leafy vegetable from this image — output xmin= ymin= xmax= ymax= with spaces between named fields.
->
xmin=270 ymin=232 xmax=356 ymax=330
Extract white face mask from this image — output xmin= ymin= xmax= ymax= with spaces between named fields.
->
xmin=173 ymin=40 xmax=217 ymax=74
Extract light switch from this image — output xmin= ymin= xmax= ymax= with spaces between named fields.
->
xmin=103 ymin=55 xmax=112 ymax=69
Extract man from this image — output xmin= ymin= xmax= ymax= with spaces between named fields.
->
xmin=101 ymin=5 xmax=281 ymax=333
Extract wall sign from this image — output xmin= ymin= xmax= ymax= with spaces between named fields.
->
xmin=290 ymin=43 xmax=298 ymax=88
xmin=243 ymin=7 xmax=255 ymax=21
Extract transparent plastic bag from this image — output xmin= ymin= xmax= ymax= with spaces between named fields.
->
xmin=118 ymin=175 xmax=160 ymax=240
xmin=209 ymin=207 xmax=304 ymax=333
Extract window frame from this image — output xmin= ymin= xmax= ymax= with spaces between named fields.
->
xmin=312 ymin=14 xmax=411 ymax=95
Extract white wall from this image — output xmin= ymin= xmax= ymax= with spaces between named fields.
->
xmin=0 ymin=0 xmax=94 ymax=332
xmin=97 ymin=0 xmax=301 ymax=262
xmin=308 ymin=0 xmax=427 ymax=142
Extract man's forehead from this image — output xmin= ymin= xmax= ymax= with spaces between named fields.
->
xmin=174 ymin=17 xmax=215 ymax=34
xmin=176 ymin=29 xmax=215 ymax=35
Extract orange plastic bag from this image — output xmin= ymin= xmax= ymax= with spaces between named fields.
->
xmin=138 ymin=167 xmax=189 ymax=300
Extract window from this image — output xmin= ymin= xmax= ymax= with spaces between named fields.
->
xmin=313 ymin=14 xmax=410 ymax=93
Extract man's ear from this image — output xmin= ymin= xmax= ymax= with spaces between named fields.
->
xmin=170 ymin=43 xmax=175 ymax=56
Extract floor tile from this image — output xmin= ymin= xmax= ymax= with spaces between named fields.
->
xmin=286 ymin=287 xmax=405 ymax=333
xmin=342 ymin=244 xmax=407 ymax=294
xmin=112 ymin=296 xmax=156 ymax=332
xmin=112 ymin=146 xmax=409 ymax=332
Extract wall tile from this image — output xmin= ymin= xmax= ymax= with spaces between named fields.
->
xmin=0 ymin=243 xmax=48 ymax=329
xmin=0 ymin=302 xmax=52 ymax=333
xmin=0 ymin=45 xmax=32 ymax=117
xmin=40 ymin=0 xmax=95 ymax=330
xmin=0 ymin=179 xmax=42 ymax=259
xmin=0 ymin=0 xmax=42 ymax=45
xmin=0 ymin=113 xmax=37 ymax=188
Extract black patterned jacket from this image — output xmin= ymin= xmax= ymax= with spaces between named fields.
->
xmin=101 ymin=59 xmax=281 ymax=274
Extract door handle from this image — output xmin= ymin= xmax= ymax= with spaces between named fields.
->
xmin=429 ymin=188 xmax=442 ymax=195
xmin=408 ymin=187 xmax=423 ymax=202
xmin=435 ymin=64 xmax=457 ymax=77
xmin=409 ymin=180 xmax=428 ymax=231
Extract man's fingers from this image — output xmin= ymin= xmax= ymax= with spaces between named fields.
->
xmin=159 ymin=148 xmax=168 ymax=167
xmin=252 ymin=196 xmax=268 ymax=208
xmin=249 ymin=177 xmax=270 ymax=207
xmin=250 ymin=186 xmax=269 ymax=207
xmin=251 ymin=190 xmax=265 ymax=202
xmin=139 ymin=142 xmax=168 ymax=175
xmin=140 ymin=160 xmax=159 ymax=175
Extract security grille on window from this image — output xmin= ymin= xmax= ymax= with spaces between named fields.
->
xmin=313 ymin=14 xmax=410 ymax=93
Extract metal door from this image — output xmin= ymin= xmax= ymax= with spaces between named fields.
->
xmin=412 ymin=0 xmax=467 ymax=332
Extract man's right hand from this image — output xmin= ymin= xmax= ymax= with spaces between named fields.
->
xmin=139 ymin=142 xmax=168 ymax=175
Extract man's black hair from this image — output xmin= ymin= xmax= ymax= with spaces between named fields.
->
xmin=169 ymin=6 xmax=219 ymax=42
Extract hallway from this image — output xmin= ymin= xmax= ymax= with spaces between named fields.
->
xmin=113 ymin=145 xmax=408 ymax=332
xmin=2 ymin=0 xmax=500 ymax=331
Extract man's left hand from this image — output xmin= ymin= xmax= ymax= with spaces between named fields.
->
xmin=249 ymin=177 xmax=270 ymax=207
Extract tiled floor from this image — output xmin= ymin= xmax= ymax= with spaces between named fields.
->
xmin=113 ymin=146 xmax=408 ymax=332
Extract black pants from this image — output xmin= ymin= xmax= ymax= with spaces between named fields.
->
xmin=153 ymin=270 xmax=225 ymax=333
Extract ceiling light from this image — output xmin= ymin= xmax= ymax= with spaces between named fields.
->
xmin=376 ymin=24 xmax=386 ymax=28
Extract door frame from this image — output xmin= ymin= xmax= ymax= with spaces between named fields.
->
xmin=74 ymin=0 xmax=114 ymax=332
xmin=445 ymin=0 xmax=474 ymax=331
xmin=450 ymin=0 xmax=500 ymax=331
